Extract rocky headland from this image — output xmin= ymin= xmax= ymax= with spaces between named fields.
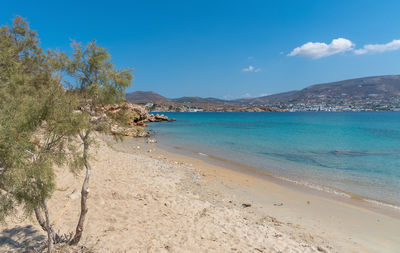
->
xmin=101 ymin=103 xmax=175 ymax=137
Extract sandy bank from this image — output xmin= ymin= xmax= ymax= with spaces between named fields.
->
xmin=1 ymin=135 xmax=399 ymax=252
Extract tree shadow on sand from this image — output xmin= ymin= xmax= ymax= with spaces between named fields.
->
xmin=0 ymin=225 xmax=45 ymax=252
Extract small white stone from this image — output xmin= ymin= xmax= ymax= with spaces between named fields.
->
xmin=69 ymin=191 xmax=80 ymax=200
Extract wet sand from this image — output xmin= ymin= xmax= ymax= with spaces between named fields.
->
xmin=114 ymin=136 xmax=400 ymax=252
xmin=1 ymin=135 xmax=399 ymax=252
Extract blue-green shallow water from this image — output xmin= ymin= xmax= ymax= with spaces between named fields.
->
xmin=148 ymin=112 xmax=400 ymax=207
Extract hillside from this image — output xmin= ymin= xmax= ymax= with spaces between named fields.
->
xmin=125 ymin=92 xmax=279 ymax=112
xmin=240 ymin=75 xmax=400 ymax=105
xmin=172 ymin=96 xmax=228 ymax=104
xmin=125 ymin=75 xmax=400 ymax=111
xmin=126 ymin=91 xmax=170 ymax=103
xmin=234 ymin=91 xmax=298 ymax=105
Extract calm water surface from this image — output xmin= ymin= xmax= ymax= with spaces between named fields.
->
xmin=148 ymin=112 xmax=400 ymax=207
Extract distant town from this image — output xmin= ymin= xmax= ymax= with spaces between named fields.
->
xmin=269 ymin=94 xmax=400 ymax=112
xmin=139 ymin=96 xmax=400 ymax=112
xmin=126 ymin=75 xmax=400 ymax=112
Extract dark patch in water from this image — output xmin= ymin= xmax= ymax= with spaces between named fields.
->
xmin=224 ymin=141 xmax=237 ymax=146
xmin=207 ymin=121 xmax=304 ymax=130
xmin=360 ymin=127 xmax=400 ymax=139
xmin=330 ymin=150 xmax=400 ymax=157
xmin=259 ymin=151 xmax=381 ymax=173
xmin=330 ymin=150 xmax=370 ymax=156
xmin=260 ymin=151 xmax=331 ymax=169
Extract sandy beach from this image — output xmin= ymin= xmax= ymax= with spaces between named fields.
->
xmin=1 ymin=135 xmax=400 ymax=252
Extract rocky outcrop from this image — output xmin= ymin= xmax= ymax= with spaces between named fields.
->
xmin=103 ymin=103 xmax=148 ymax=126
xmin=148 ymin=113 xmax=170 ymax=122
xmin=103 ymin=103 xmax=174 ymax=123
xmin=110 ymin=124 xmax=149 ymax=137
xmin=101 ymin=103 xmax=174 ymax=137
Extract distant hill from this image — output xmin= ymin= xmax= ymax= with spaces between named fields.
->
xmin=125 ymin=91 xmax=278 ymax=112
xmin=125 ymin=75 xmax=400 ymax=111
xmin=236 ymin=75 xmax=400 ymax=105
xmin=233 ymin=91 xmax=298 ymax=105
xmin=126 ymin=91 xmax=170 ymax=103
xmin=172 ymin=96 xmax=228 ymax=104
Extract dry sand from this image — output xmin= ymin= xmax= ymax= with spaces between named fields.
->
xmin=1 ymin=135 xmax=400 ymax=252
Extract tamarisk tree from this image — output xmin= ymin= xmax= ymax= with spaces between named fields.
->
xmin=61 ymin=40 xmax=133 ymax=245
xmin=0 ymin=17 xmax=84 ymax=252
xmin=0 ymin=17 xmax=133 ymax=251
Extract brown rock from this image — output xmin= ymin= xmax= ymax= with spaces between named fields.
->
xmin=155 ymin=114 xmax=169 ymax=121
xmin=99 ymin=102 xmax=174 ymax=137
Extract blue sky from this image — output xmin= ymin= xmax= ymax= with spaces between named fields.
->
xmin=2 ymin=0 xmax=400 ymax=99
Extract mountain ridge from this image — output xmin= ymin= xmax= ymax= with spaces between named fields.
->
xmin=238 ymin=75 xmax=400 ymax=105
xmin=126 ymin=75 xmax=400 ymax=111
xmin=125 ymin=91 xmax=170 ymax=103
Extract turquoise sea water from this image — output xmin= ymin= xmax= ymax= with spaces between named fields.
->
xmin=148 ymin=112 xmax=400 ymax=207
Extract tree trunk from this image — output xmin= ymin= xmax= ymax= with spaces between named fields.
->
xmin=43 ymin=202 xmax=54 ymax=253
xmin=34 ymin=207 xmax=47 ymax=232
xmin=70 ymin=132 xmax=91 ymax=245
xmin=34 ymin=202 xmax=54 ymax=252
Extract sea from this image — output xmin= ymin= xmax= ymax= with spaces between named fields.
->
xmin=148 ymin=112 xmax=400 ymax=209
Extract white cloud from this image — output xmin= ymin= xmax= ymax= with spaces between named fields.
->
xmin=242 ymin=65 xmax=261 ymax=72
xmin=288 ymin=38 xmax=354 ymax=59
xmin=260 ymin=93 xmax=270 ymax=97
xmin=354 ymin=39 xmax=400 ymax=55
xmin=243 ymin=65 xmax=254 ymax=72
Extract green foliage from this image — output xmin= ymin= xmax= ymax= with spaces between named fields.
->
xmin=59 ymin=35 xmax=134 ymax=247
xmin=0 ymin=17 xmax=134 ymax=249
xmin=108 ymin=109 xmax=139 ymax=127
xmin=66 ymin=40 xmax=133 ymax=108
xmin=48 ymin=39 xmax=135 ymax=141
xmin=0 ymin=17 xmax=84 ymax=222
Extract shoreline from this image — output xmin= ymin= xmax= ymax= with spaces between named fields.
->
xmin=1 ymin=135 xmax=400 ymax=252
xmin=155 ymin=140 xmax=400 ymax=219
xmin=147 ymin=111 xmax=400 ymax=210
xmin=113 ymin=136 xmax=400 ymax=251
